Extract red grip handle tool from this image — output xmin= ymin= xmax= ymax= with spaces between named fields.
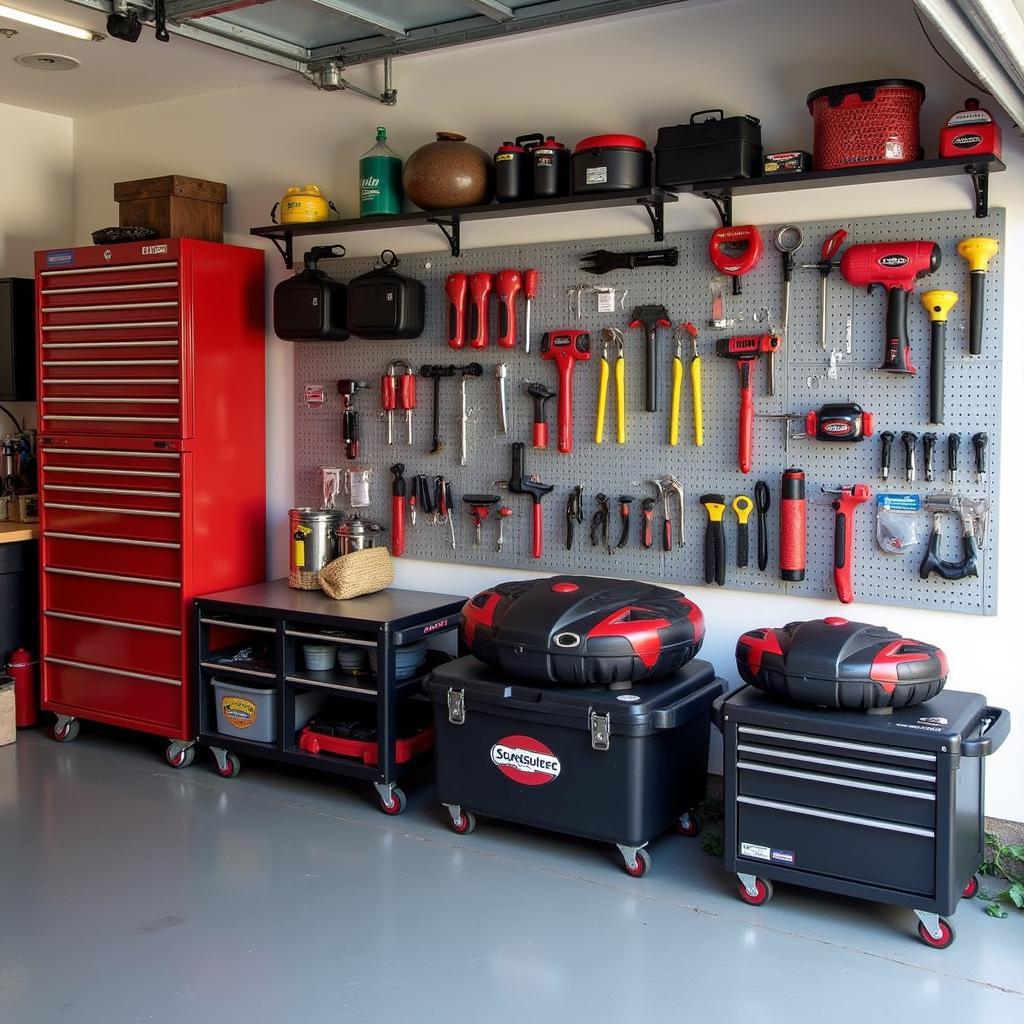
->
xmin=496 ymin=269 xmax=522 ymax=349
xmin=468 ymin=273 xmax=493 ymax=350
xmin=445 ymin=273 xmax=468 ymax=350
xmin=540 ymin=330 xmax=591 ymax=455
xmin=738 ymin=360 xmax=754 ymax=474
xmin=532 ymin=502 xmax=543 ymax=559
xmin=827 ymin=484 xmax=870 ymax=604
xmin=779 ymin=469 xmax=806 ymax=581
xmin=390 ymin=465 xmax=406 ymax=558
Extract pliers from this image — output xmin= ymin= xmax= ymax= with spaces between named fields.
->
xmin=566 ymin=485 xmax=583 ymax=550
xmin=590 ymin=493 xmax=611 ymax=554
xmin=595 ymin=327 xmax=626 ymax=444
xmin=700 ymin=493 xmax=727 ymax=586
xmin=616 ymin=496 xmax=633 ymax=548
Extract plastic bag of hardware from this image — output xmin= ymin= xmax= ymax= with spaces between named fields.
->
xmin=876 ymin=494 xmax=921 ymax=554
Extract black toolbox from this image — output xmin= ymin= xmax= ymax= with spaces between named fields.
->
xmin=346 ymin=250 xmax=425 ymax=340
xmin=426 ymin=655 xmax=725 ymax=875
xmin=717 ymin=684 xmax=1010 ymax=948
xmin=655 ymin=109 xmax=762 ymax=188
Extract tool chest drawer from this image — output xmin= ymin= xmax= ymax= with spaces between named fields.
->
xmin=44 ymin=656 xmax=181 ymax=730
xmin=39 ymin=259 xmax=181 ymax=292
xmin=43 ymin=532 xmax=180 ymax=581
xmin=736 ymin=796 xmax=936 ymax=897
xmin=41 ymin=447 xmax=182 ymax=493
xmin=41 ymin=482 xmax=180 ymax=515
xmin=44 ymin=567 xmax=182 ymax=628
xmin=42 ymin=500 xmax=181 ymax=543
xmin=44 ymin=611 xmax=182 ymax=679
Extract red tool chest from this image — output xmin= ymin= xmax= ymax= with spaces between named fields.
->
xmin=35 ymin=239 xmax=266 ymax=762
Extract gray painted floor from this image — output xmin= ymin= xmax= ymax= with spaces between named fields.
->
xmin=1 ymin=729 xmax=1021 ymax=1024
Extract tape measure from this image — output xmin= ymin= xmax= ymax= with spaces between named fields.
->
xmin=709 ymin=224 xmax=763 ymax=278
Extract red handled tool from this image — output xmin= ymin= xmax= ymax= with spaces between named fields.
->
xmin=496 ymin=269 xmax=522 ymax=349
xmin=779 ymin=468 xmax=806 ymax=582
xmin=709 ymin=224 xmax=763 ymax=295
xmin=803 ymin=229 xmax=848 ymax=350
xmin=522 ymin=268 xmax=539 ymax=354
xmin=397 ymin=363 xmax=416 ymax=445
xmin=381 ymin=359 xmax=414 ymax=446
xmin=390 ymin=463 xmax=406 ymax=557
xmin=540 ymin=328 xmax=591 ymax=454
xmin=337 ymin=379 xmax=368 ymax=460
xmin=525 ymin=381 xmax=555 ymax=450
xmin=445 ymin=273 xmax=468 ymax=350
xmin=468 ymin=272 xmax=493 ymax=349
xmin=839 ymin=241 xmax=940 ymax=373
xmin=629 ymin=305 xmax=670 ymax=412
xmin=824 ymin=484 xmax=870 ymax=604
xmin=715 ymin=334 xmax=781 ymax=474
xmin=506 ymin=441 xmax=553 ymax=559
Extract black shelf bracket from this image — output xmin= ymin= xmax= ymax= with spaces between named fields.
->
xmin=427 ymin=216 xmax=461 ymax=256
xmin=703 ymin=191 xmax=733 ymax=227
xmin=967 ymin=165 xmax=990 ymax=218
xmin=267 ymin=231 xmax=294 ymax=270
xmin=638 ymin=197 xmax=666 ymax=241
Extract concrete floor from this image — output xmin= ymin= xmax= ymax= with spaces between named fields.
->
xmin=1 ymin=728 xmax=1021 ymax=1024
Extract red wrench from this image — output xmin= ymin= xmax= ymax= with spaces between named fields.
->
xmin=824 ymin=484 xmax=870 ymax=604
xmin=540 ymin=329 xmax=591 ymax=455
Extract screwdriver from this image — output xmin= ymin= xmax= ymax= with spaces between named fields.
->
xmin=496 ymin=269 xmax=522 ymax=349
xmin=902 ymin=431 xmax=918 ymax=483
xmin=923 ymin=432 xmax=937 ymax=482
xmin=948 ymin=433 xmax=960 ymax=484
xmin=973 ymin=432 xmax=988 ymax=484
xmin=523 ymin=268 xmax=539 ymax=354
xmin=397 ymin=362 xmax=416 ymax=444
xmin=880 ymin=430 xmax=894 ymax=481
xmin=803 ymin=228 xmax=848 ymax=350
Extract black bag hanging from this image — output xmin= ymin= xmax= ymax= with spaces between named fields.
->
xmin=347 ymin=249 xmax=425 ymax=340
xmin=273 ymin=245 xmax=349 ymax=342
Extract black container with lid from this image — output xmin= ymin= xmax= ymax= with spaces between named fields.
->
xmin=655 ymin=109 xmax=762 ymax=188
xmin=532 ymin=136 xmax=571 ymax=198
xmin=273 ymin=246 xmax=349 ymax=342
xmin=346 ymin=250 xmax=425 ymax=340
xmin=494 ymin=133 xmax=544 ymax=202
xmin=572 ymin=134 xmax=652 ymax=194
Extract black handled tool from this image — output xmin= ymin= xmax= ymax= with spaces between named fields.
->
xmin=700 ymin=493 xmax=727 ymax=586
xmin=506 ymin=442 xmax=553 ymax=559
xmin=640 ymin=497 xmax=655 ymax=549
xmin=616 ymin=496 xmax=633 ymax=549
xmin=732 ymin=495 xmax=753 ymax=568
xmin=902 ymin=431 xmax=918 ymax=483
xmin=923 ymin=432 xmax=937 ymax=483
xmin=337 ymin=379 xmax=368 ymax=460
xmin=629 ymin=304 xmax=670 ymax=412
xmin=973 ymin=432 xmax=988 ymax=483
xmin=590 ymin=493 xmax=611 ymax=554
xmin=525 ymin=381 xmax=556 ymax=450
xmin=880 ymin=431 xmax=894 ymax=481
xmin=754 ymin=480 xmax=770 ymax=572
xmin=420 ymin=365 xmax=456 ymax=455
xmin=948 ymin=433 xmax=960 ymax=484
xmin=921 ymin=290 xmax=957 ymax=424
xmin=566 ymin=485 xmax=583 ymax=550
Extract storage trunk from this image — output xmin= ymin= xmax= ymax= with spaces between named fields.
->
xmin=655 ymin=110 xmax=762 ymax=188
xmin=114 ymin=175 xmax=227 ymax=243
xmin=426 ymin=655 xmax=724 ymax=848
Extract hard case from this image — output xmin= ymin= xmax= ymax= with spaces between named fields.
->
xmin=462 ymin=576 xmax=704 ymax=686
xmin=736 ymin=617 xmax=948 ymax=710
xmin=654 ymin=110 xmax=762 ymax=188
xmin=346 ymin=256 xmax=425 ymax=340
xmin=426 ymin=656 xmax=725 ymax=849
xmin=273 ymin=269 xmax=348 ymax=341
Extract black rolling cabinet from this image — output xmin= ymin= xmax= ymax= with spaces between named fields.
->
xmin=194 ymin=579 xmax=465 ymax=812
xmin=0 ymin=278 xmax=35 ymax=402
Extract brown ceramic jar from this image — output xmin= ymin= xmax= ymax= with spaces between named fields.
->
xmin=403 ymin=131 xmax=495 ymax=210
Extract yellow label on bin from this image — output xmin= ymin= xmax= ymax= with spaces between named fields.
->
xmin=222 ymin=696 xmax=258 ymax=729
xmin=293 ymin=539 xmax=305 ymax=565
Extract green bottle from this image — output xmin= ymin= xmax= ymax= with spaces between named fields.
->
xmin=359 ymin=126 xmax=402 ymax=217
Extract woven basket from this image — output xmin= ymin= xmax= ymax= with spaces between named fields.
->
xmin=0 ymin=682 xmax=14 ymax=746
xmin=289 ymin=568 xmax=322 ymax=591
xmin=319 ymin=547 xmax=394 ymax=601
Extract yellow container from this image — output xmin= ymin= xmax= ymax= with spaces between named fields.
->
xmin=274 ymin=185 xmax=336 ymax=224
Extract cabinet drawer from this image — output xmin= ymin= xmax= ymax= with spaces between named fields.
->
xmin=40 ymin=276 xmax=179 ymax=308
xmin=44 ymin=567 xmax=181 ymax=628
xmin=40 ymin=397 xmax=181 ymax=433
xmin=736 ymin=797 xmax=935 ymax=897
xmin=738 ymin=760 xmax=935 ymax=829
xmin=45 ymin=611 xmax=182 ymax=679
xmin=44 ymin=532 xmax=180 ymax=581
xmin=43 ymin=656 xmax=181 ymax=731
xmin=41 ymin=340 xmax=180 ymax=369
xmin=40 ymin=260 xmax=180 ymax=291
xmin=42 ymin=480 xmax=180 ymax=514
xmin=42 ymin=458 xmax=181 ymax=494
xmin=40 ymin=445 xmax=182 ymax=474
xmin=42 ymin=500 xmax=180 ymax=543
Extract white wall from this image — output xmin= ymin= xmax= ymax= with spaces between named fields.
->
xmin=0 ymin=100 xmax=73 ymax=430
xmin=71 ymin=0 xmax=1024 ymax=819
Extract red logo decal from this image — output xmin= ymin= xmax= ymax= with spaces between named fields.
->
xmin=491 ymin=734 xmax=561 ymax=786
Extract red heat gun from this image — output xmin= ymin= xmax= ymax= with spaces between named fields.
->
xmin=839 ymin=242 xmax=940 ymax=374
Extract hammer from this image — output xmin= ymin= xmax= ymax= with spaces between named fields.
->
xmin=540 ymin=329 xmax=591 ymax=454
xmin=420 ymin=364 xmax=456 ymax=455
xmin=337 ymin=379 xmax=368 ymax=460
xmin=629 ymin=304 xmax=670 ymax=412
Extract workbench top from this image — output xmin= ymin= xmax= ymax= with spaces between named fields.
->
xmin=0 ymin=522 xmax=39 ymax=544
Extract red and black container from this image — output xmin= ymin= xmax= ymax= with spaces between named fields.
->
xmin=461 ymin=576 xmax=705 ymax=687
xmin=532 ymin=136 xmax=571 ymax=198
xmin=735 ymin=617 xmax=948 ymax=710
xmin=807 ymin=79 xmax=925 ymax=170
xmin=494 ymin=134 xmax=545 ymax=202
xmin=571 ymin=134 xmax=652 ymax=194
xmin=939 ymin=98 xmax=1001 ymax=159
xmin=654 ymin=110 xmax=762 ymax=188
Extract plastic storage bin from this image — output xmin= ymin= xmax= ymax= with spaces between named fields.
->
xmin=303 ymin=643 xmax=336 ymax=671
xmin=213 ymin=677 xmax=324 ymax=743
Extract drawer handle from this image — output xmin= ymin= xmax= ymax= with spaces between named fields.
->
xmin=737 ymin=761 xmax=936 ymax=801
xmin=41 ymin=447 xmax=180 ymax=459
xmin=44 ymin=467 xmax=180 ymax=479
xmin=45 ymin=531 xmax=181 ymax=550
xmin=43 ymin=359 xmax=180 ymax=367
xmin=43 ymin=301 xmax=179 ymax=313
xmin=43 ymin=415 xmax=180 ymax=423
xmin=43 ymin=379 xmax=180 ymax=386
xmin=737 ymin=725 xmax=937 ymax=763
xmin=45 ymin=610 xmax=181 ymax=636
xmin=44 ymin=501 xmax=180 ymax=518
xmin=200 ymin=661 xmax=275 ymax=680
xmin=45 ymin=655 xmax=181 ymax=686
xmin=42 ymin=281 xmax=178 ymax=295
xmin=43 ymin=340 xmax=178 ymax=349
xmin=199 ymin=618 xmax=276 ymax=634
xmin=43 ymin=321 xmax=179 ymax=332
xmin=44 ymin=484 xmax=180 ymax=496
xmin=737 ymin=744 xmax=936 ymax=784
xmin=46 ymin=566 xmax=181 ymax=588
xmin=41 ymin=261 xmax=179 ymax=277
xmin=284 ymin=629 xmax=376 ymax=648
xmin=43 ymin=397 xmax=179 ymax=405
xmin=736 ymin=795 xmax=935 ymax=838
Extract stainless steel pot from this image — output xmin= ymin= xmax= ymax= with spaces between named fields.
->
xmin=289 ymin=508 xmax=344 ymax=574
xmin=336 ymin=514 xmax=384 ymax=555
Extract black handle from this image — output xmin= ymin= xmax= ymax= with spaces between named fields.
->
xmin=652 ymin=678 xmax=728 ymax=730
xmin=929 ymin=322 xmax=945 ymax=424
xmin=969 ymin=272 xmax=985 ymax=356
xmin=447 ymin=299 xmax=459 ymax=345
xmin=755 ymin=483 xmax=769 ymax=571
xmin=834 ymin=510 xmax=848 ymax=570
xmin=961 ymin=707 xmax=1010 ymax=757
xmin=948 ymin=433 xmax=960 ymax=475
xmin=711 ymin=685 xmax=748 ymax=732
xmin=346 ymin=410 xmax=360 ymax=460
xmin=645 ymin=326 xmax=658 ymax=412
xmin=703 ymin=520 xmax=716 ymax=584
xmin=973 ymin=432 xmax=988 ymax=477
xmin=737 ymin=521 xmax=749 ymax=568
xmin=880 ymin=431 xmax=894 ymax=478
xmin=881 ymin=286 xmax=913 ymax=373
xmin=690 ymin=108 xmax=724 ymax=124
xmin=710 ymin=520 xmax=726 ymax=586
xmin=511 ymin=441 xmax=525 ymax=488
xmin=662 ymin=517 xmax=672 ymax=553
xmin=431 ymin=376 xmax=442 ymax=452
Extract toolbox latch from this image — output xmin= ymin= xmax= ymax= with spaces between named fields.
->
xmin=447 ymin=687 xmax=466 ymax=725
xmin=589 ymin=710 xmax=611 ymax=751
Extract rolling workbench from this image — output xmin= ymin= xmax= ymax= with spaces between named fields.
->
xmin=194 ymin=580 xmax=465 ymax=811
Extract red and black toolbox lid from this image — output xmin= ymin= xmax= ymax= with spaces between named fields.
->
xmin=461 ymin=576 xmax=704 ymax=687
xmin=736 ymin=617 xmax=948 ymax=710
xmin=574 ymin=133 xmax=649 ymax=153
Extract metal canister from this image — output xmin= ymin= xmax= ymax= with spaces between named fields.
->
xmin=289 ymin=508 xmax=343 ymax=576
xmin=336 ymin=514 xmax=384 ymax=555
xmin=532 ymin=136 xmax=571 ymax=198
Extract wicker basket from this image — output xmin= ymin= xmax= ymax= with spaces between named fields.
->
xmin=319 ymin=547 xmax=394 ymax=601
xmin=289 ymin=568 xmax=322 ymax=591
xmin=0 ymin=681 xmax=14 ymax=746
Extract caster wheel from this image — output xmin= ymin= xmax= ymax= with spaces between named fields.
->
xmin=378 ymin=787 xmax=407 ymax=815
xmin=216 ymin=754 xmax=241 ymax=779
xmin=676 ymin=810 xmax=703 ymax=837
xmin=623 ymin=848 xmax=652 ymax=878
xmin=450 ymin=810 xmax=477 ymax=835
xmin=738 ymin=878 xmax=774 ymax=906
xmin=165 ymin=744 xmax=195 ymax=769
xmin=53 ymin=719 xmax=80 ymax=743
xmin=918 ymin=918 xmax=956 ymax=949
xmin=961 ymin=875 xmax=980 ymax=900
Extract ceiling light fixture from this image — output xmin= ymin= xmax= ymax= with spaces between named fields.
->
xmin=0 ymin=4 xmax=101 ymax=42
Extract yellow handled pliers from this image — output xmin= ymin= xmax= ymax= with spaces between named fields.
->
xmin=595 ymin=327 xmax=626 ymax=444
xmin=670 ymin=322 xmax=702 ymax=446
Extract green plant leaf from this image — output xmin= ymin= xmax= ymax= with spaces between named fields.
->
xmin=979 ymin=858 xmax=999 ymax=877
xmin=985 ymin=903 xmax=1009 ymax=919
xmin=1005 ymin=845 xmax=1024 ymax=860
xmin=701 ymin=831 xmax=724 ymax=858
xmin=978 ymin=888 xmax=994 ymax=901
xmin=1008 ymin=882 xmax=1024 ymax=909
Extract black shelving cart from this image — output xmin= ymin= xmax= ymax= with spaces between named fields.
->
xmin=194 ymin=580 xmax=465 ymax=813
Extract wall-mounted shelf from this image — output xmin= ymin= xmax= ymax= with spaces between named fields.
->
xmin=693 ymin=156 xmax=1005 ymax=226
xmin=250 ymin=188 xmax=678 ymax=267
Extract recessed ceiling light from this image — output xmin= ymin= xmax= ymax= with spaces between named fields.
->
xmin=14 ymin=52 xmax=80 ymax=70
xmin=0 ymin=5 xmax=101 ymax=42
xmin=0 ymin=27 xmax=17 ymax=39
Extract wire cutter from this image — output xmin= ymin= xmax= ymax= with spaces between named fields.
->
xmin=595 ymin=327 xmax=626 ymax=444
xmin=700 ymin=493 xmax=727 ymax=586
xmin=670 ymin=322 xmax=701 ymax=446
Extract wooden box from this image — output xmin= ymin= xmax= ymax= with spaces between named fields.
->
xmin=114 ymin=174 xmax=227 ymax=243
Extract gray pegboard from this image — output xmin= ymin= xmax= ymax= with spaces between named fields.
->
xmin=292 ymin=207 xmax=1003 ymax=614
